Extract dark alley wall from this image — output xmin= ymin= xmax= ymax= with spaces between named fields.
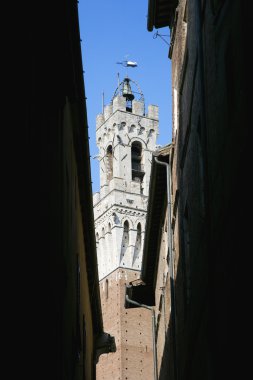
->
xmin=10 ymin=1 xmax=105 ymax=379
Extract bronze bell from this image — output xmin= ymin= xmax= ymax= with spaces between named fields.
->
xmin=122 ymin=78 xmax=134 ymax=101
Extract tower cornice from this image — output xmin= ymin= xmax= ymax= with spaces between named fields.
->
xmin=96 ymin=108 xmax=159 ymax=133
xmin=93 ymin=187 xmax=148 ymax=208
xmin=94 ymin=203 xmax=147 ymax=228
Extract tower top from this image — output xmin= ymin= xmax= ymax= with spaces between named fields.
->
xmin=96 ymin=75 xmax=158 ymax=131
xmin=111 ymin=76 xmax=144 ymax=113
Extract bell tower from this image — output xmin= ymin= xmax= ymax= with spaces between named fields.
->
xmin=93 ymin=76 xmax=159 ymax=380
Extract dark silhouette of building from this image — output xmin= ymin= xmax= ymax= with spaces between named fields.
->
xmin=126 ymin=1 xmax=251 ymax=379
xmin=10 ymin=1 xmax=115 ymax=379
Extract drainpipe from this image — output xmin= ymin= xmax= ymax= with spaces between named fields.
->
xmin=154 ymin=155 xmax=177 ymax=380
xmin=125 ymin=294 xmax=158 ymax=380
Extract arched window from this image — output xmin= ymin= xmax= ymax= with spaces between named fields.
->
xmin=107 ymin=222 xmax=113 ymax=266
xmin=106 ymin=145 xmax=113 ymax=182
xmin=138 ymin=126 xmax=145 ymax=135
xmin=133 ymin=223 xmax=142 ymax=265
xmin=129 ymin=124 xmax=136 ymax=133
xmin=123 ymin=221 xmax=129 ymax=242
xmin=131 ymin=141 xmax=144 ymax=182
xmin=148 ymin=129 xmax=155 ymax=138
xmin=120 ymin=220 xmax=129 ymax=264
xmin=120 ymin=122 xmax=126 ymax=130
xmin=137 ymin=223 xmax=141 ymax=243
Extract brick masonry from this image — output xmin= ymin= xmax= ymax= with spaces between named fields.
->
xmin=96 ymin=268 xmax=154 ymax=380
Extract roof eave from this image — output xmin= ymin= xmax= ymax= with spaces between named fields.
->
xmin=147 ymin=0 xmax=178 ymax=31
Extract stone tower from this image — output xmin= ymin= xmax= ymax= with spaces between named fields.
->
xmin=93 ymin=76 xmax=159 ymax=380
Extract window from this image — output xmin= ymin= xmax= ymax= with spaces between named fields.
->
xmin=120 ymin=221 xmax=129 ymax=263
xmin=131 ymin=141 xmax=144 ymax=182
xmin=129 ymin=124 xmax=136 ymax=133
xmin=148 ymin=129 xmax=155 ymax=138
xmin=133 ymin=223 xmax=141 ymax=264
xmin=106 ymin=145 xmax=113 ymax=182
xmin=138 ymin=126 xmax=145 ymax=135
xmin=123 ymin=221 xmax=129 ymax=244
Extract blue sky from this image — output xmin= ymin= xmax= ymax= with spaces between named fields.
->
xmin=78 ymin=1 xmax=172 ymax=193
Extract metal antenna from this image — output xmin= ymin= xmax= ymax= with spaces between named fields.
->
xmin=153 ymin=31 xmax=170 ymax=46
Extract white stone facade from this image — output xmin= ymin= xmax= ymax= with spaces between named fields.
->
xmin=93 ymin=78 xmax=159 ymax=280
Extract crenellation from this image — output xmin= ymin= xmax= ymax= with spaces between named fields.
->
xmin=147 ymin=104 xmax=159 ymax=120
xmin=104 ymin=104 xmax=113 ymax=120
xmin=113 ymin=95 xmax=126 ymax=112
xmin=96 ymin=113 xmax=104 ymax=129
xmin=132 ymin=99 xmax=145 ymax=116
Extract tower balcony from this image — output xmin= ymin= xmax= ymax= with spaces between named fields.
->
xmin=132 ymin=162 xmax=144 ymax=172
xmin=132 ymin=163 xmax=145 ymax=181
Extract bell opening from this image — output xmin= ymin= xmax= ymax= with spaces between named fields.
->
xmin=122 ymin=78 xmax=135 ymax=102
